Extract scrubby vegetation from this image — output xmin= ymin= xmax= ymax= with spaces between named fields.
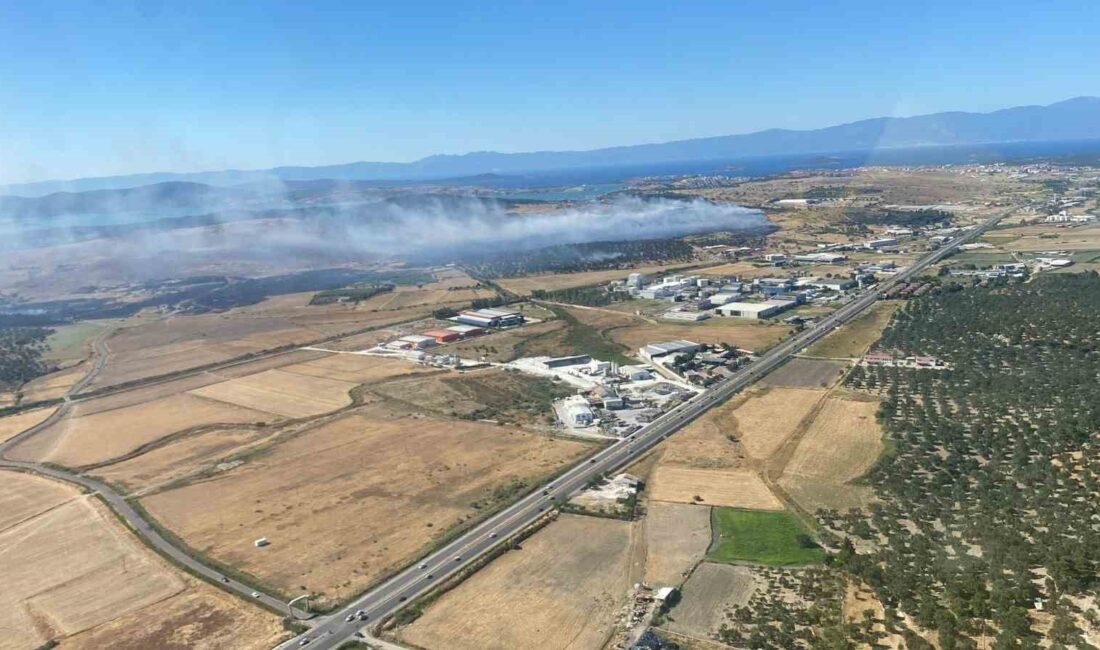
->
xmin=835 ymin=272 xmax=1100 ymax=647
xmin=0 ymin=326 xmax=54 ymax=389
xmin=716 ymin=567 xmax=851 ymax=648
xmin=844 ymin=208 xmax=952 ymax=228
xmin=309 ymin=283 xmax=393 ymax=305
xmin=465 ymin=238 xmax=695 ymax=278
xmin=531 ymin=285 xmax=631 ymax=307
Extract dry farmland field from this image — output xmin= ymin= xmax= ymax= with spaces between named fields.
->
xmin=644 ymin=501 xmax=714 ymax=586
xmin=0 ymin=407 xmax=54 ymax=444
xmin=778 ymin=393 xmax=884 ymax=512
xmin=649 ymin=466 xmax=783 ymax=510
xmin=138 ymin=407 xmax=592 ymax=603
xmin=7 ymin=393 xmax=272 ymax=468
xmin=399 ymin=515 xmax=638 ymax=650
xmin=8 ymin=351 xmax=426 ymax=468
xmin=560 ymin=305 xmax=791 ymax=355
xmin=365 ymin=366 xmax=571 ymax=429
xmin=0 ymin=470 xmax=283 ymax=650
xmin=762 ymin=357 xmax=847 ymax=388
xmin=85 ymin=284 xmax=455 ymax=390
xmin=802 ymin=300 xmax=900 ymax=359
xmin=666 ymin=563 xmax=758 ymax=640
xmin=189 ymin=368 xmax=356 ymax=418
xmin=726 ymin=387 xmax=826 ymax=461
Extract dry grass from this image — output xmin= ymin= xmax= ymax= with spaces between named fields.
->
xmin=140 ymin=408 xmax=591 ymax=603
xmin=189 ymin=368 xmax=357 ymax=418
xmin=276 ymin=354 xmax=433 ymax=384
xmin=20 ymin=363 xmax=86 ymax=402
xmin=1000 ymin=223 xmax=1100 ymax=252
xmin=87 ymin=288 xmax=447 ymax=390
xmin=93 ymin=427 xmax=272 ymax=495
xmin=644 ymin=501 xmax=713 ymax=586
xmin=762 ymin=358 xmax=847 ymax=388
xmin=611 ymin=318 xmax=790 ymax=353
xmin=666 ymin=563 xmax=758 ymax=639
xmin=7 ymin=394 xmax=271 ymax=468
xmin=0 ymin=471 xmax=283 ymax=650
xmin=803 ymin=301 xmax=900 ymax=359
xmin=400 ymin=515 xmax=636 ymax=650
xmin=0 ymin=407 xmax=54 ymax=444
xmin=649 ymin=466 xmax=783 ymax=510
xmin=778 ymin=395 xmax=883 ymax=512
xmin=728 ymin=387 xmax=826 ymax=461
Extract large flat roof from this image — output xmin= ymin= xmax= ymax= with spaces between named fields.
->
xmin=721 ymin=300 xmax=795 ymax=312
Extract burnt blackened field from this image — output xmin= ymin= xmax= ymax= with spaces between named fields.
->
xmin=832 ymin=272 xmax=1100 ymax=647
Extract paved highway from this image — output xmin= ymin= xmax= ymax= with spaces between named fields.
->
xmin=283 ymin=211 xmax=1008 ymax=649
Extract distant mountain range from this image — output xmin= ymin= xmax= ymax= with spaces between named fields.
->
xmin=4 ymin=96 xmax=1100 ymax=197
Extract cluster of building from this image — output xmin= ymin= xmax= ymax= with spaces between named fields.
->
xmin=1041 ymin=211 xmax=1096 ymax=224
xmin=862 ymin=351 xmax=948 ymax=369
xmin=508 ymin=353 xmax=696 ymax=437
xmin=621 ymin=271 xmax=869 ymax=323
xmin=381 ymin=308 xmax=525 ymax=351
xmin=640 ymin=339 xmax=747 ymax=386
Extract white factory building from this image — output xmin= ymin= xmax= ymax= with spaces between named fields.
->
xmin=716 ymin=299 xmax=796 ymax=319
xmin=661 ymin=310 xmax=710 ymax=322
xmin=641 ymin=340 xmax=703 ymax=360
xmin=455 ymin=308 xmax=524 ymax=328
xmin=562 ymin=395 xmax=596 ymax=426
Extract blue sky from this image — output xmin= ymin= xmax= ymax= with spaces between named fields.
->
xmin=1 ymin=0 xmax=1097 ymax=184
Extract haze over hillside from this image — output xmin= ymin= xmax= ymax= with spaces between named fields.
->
xmin=5 ymin=97 xmax=1099 ymax=197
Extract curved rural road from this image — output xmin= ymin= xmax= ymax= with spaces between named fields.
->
xmin=0 ymin=210 xmax=1007 ymax=650
xmin=0 ymin=325 xmax=299 ymax=617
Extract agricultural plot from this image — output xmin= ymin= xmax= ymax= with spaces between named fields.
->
xmin=19 ymin=363 xmax=86 ymax=402
xmin=779 ymin=394 xmax=883 ymax=512
xmin=189 ymin=368 xmax=357 ymax=418
xmin=644 ymin=501 xmax=714 ymax=586
xmin=609 ymin=317 xmax=790 ymax=354
xmin=93 ymin=427 xmax=272 ymax=495
xmin=762 ymin=358 xmax=846 ymax=388
xmin=802 ymin=301 xmax=899 ymax=359
xmin=666 ymin=563 xmax=758 ymax=639
xmin=86 ymin=288 xmax=446 ymax=390
xmin=276 ymin=353 xmax=432 ymax=384
xmin=999 ymin=223 xmax=1100 ymax=252
xmin=400 ymin=515 xmax=637 ymax=650
xmin=0 ymin=406 xmax=53 ymax=444
xmin=140 ymin=408 xmax=591 ymax=603
xmin=0 ymin=471 xmax=283 ymax=650
xmin=707 ymin=507 xmax=824 ymax=566
xmin=367 ymin=367 xmax=571 ymax=429
xmin=7 ymin=393 xmax=271 ymax=468
xmin=727 ymin=387 xmax=825 ymax=461
xmin=649 ymin=466 xmax=782 ymax=510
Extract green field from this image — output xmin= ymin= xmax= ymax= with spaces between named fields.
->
xmin=803 ymin=300 xmax=898 ymax=359
xmin=947 ymin=251 xmax=1017 ymax=267
xmin=706 ymin=507 xmax=824 ymax=566
xmin=545 ymin=305 xmax=634 ymax=364
xmin=43 ymin=321 xmax=112 ymax=363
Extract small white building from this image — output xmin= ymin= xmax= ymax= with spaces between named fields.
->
xmin=619 ymin=365 xmax=655 ymax=381
xmin=716 ymin=299 xmax=797 ymax=319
